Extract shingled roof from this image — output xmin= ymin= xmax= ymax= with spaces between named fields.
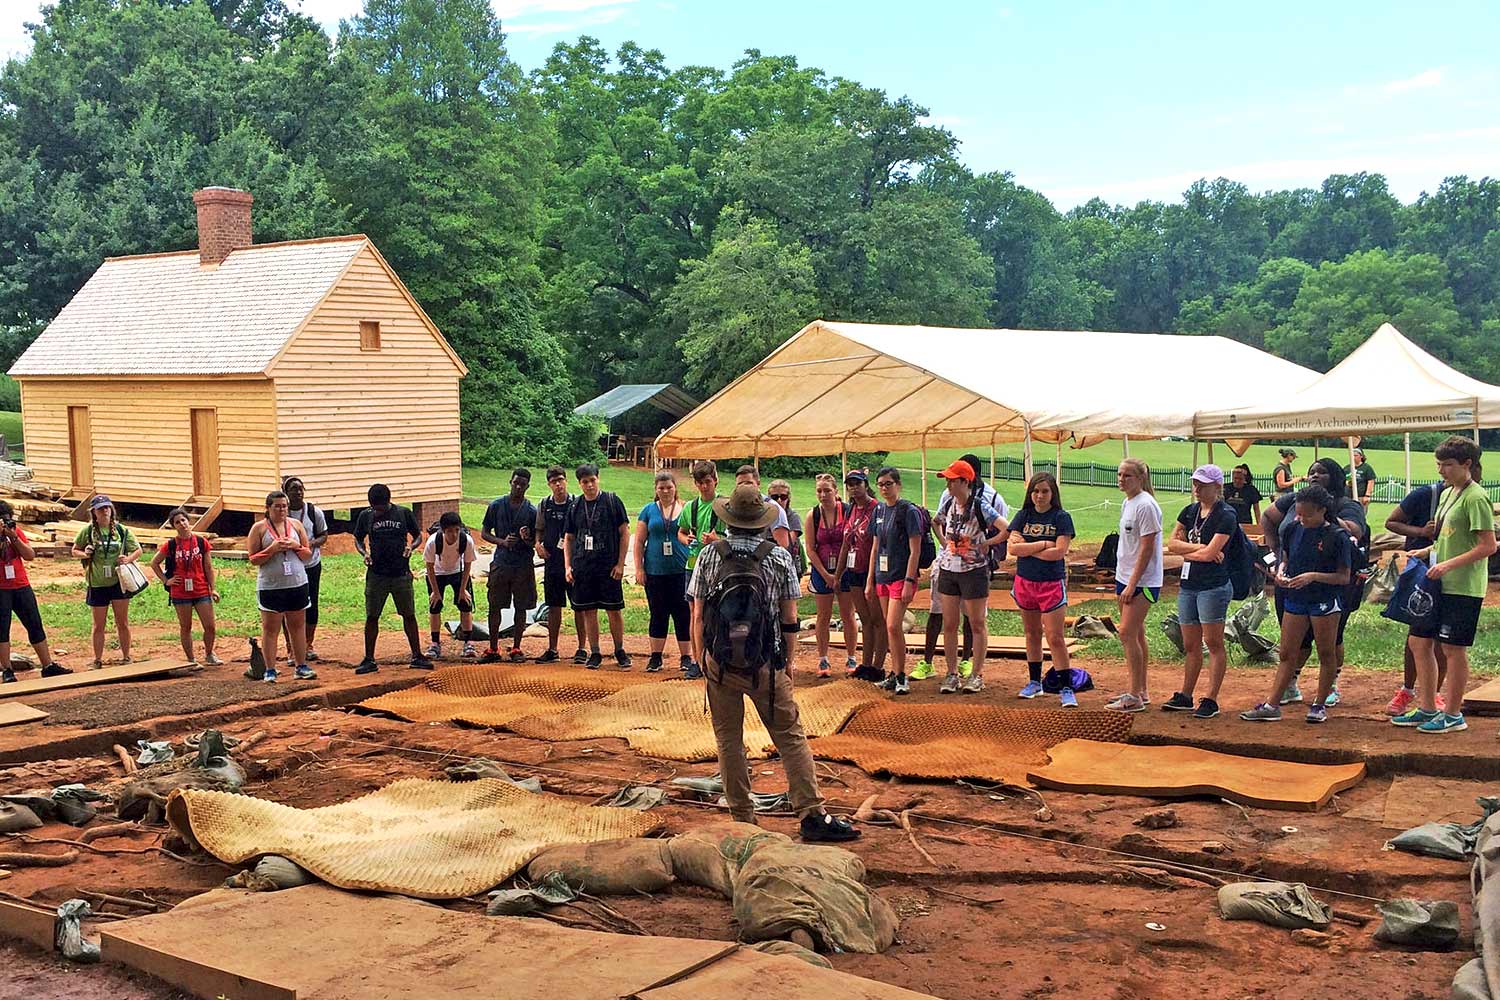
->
xmin=10 ymin=236 xmax=370 ymax=377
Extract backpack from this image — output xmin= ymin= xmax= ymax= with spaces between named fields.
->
xmin=896 ymin=499 xmax=937 ymax=570
xmin=430 ymin=523 xmax=470 ymax=557
xmin=702 ymin=539 xmax=783 ymax=681
xmin=1225 ymin=522 xmax=1258 ymax=602
xmin=1095 ymin=532 xmax=1119 ymax=570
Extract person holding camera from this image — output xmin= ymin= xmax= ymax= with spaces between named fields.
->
xmin=0 ymin=500 xmax=69 ymax=683
xmin=70 ymin=495 xmax=141 ymax=669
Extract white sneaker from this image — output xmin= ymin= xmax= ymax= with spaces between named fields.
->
xmin=203 ymin=653 xmax=225 ymax=666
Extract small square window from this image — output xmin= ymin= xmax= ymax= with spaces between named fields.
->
xmin=359 ymin=320 xmax=381 ymax=351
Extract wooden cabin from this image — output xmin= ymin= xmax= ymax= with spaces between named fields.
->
xmin=9 ymin=187 xmax=468 ymax=530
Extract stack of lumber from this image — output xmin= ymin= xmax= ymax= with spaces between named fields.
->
xmin=33 ymin=521 xmax=239 ymax=556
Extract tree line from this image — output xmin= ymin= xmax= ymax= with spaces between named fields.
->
xmin=2 ymin=1 xmax=1497 ymax=465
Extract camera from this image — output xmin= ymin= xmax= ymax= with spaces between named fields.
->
xmin=2 ymin=518 xmax=15 ymax=529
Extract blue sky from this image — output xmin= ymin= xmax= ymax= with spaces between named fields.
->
xmin=5 ymin=0 xmax=1498 ymax=209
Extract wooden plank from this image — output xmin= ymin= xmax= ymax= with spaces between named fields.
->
xmin=0 ymin=657 xmax=194 ymax=698
xmin=0 ymin=703 xmax=48 ymax=727
xmin=1464 ymin=674 xmax=1500 ymax=715
xmin=0 ymin=898 xmax=57 ymax=951
xmin=101 ymin=933 xmax=297 ymax=1000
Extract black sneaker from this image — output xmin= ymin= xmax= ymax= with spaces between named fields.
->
xmin=1 ymin=668 xmax=14 ymax=683
xmin=1193 ymin=697 xmax=1220 ymax=719
xmin=573 ymin=648 xmax=590 ymax=665
xmin=479 ymin=649 xmax=503 ymax=663
xmin=615 ymin=650 xmax=632 ymax=670
xmin=851 ymin=665 xmax=886 ymax=683
xmin=645 ymin=653 xmax=663 ymax=673
xmin=410 ymin=655 xmax=435 ymax=670
xmin=800 ymin=812 xmax=861 ymax=843
xmin=354 ymin=658 xmax=379 ymax=675
xmin=586 ymin=651 xmax=603 ymax=670
xmin=536 ymin=649 xmax=560 ymax=664
xmin=1161 ymin=692 xmax=1194 ymax=712
xmin=682 ymin=660 xmax=704 ymax=680
xmin=40 ymin=663 xmax=72 ymax=678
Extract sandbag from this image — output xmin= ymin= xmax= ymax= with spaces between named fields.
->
xmin=1390 ymin=797 xmax=1500 ymax=861
xmin=600 ymin=785 xmax=668 ymax=810
xmin=444 ymin=758 xmax=542 ymax=792
xmin=1365 ymin=557 xmax=1400 ymax=604
xmin=225 ymin=855 xmax=316 ymax=892
xmin=668 ymin=822 xmax=788 ymax=899
xmin=731 ymin=840 xmax=899 ymax=954
xmin=524 ymin=838 xmax=674 ymax=895
xmin=136 ymin=741 xmax=174 ymax=766
xmin=1374 ymin=898 xmax=1460 ymax=949
xmin=1071 ymin=614 xmax=1112 ymax=639
xmin=56 ymin=899 xmax=99 ymax=963
xmin=1217 ymin=881 xmax=1331 ymax=930
xmin=748 ymin=940 xmax=833 ymax=969
xmin=0 ymin=800 xmax=42 ymax=833
xmin=1161 ymin=612 xmax=1186 ymax=655
xmin=717 ymin=791 xmax=790 ymax=814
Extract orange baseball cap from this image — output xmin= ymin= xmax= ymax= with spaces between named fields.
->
xmin=937 ymin=459 xmax=975 ymax=481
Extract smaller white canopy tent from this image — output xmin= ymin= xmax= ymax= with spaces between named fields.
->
xmin=1194 ymin=323 xmax=1500 ymax=439
xmin=656 ymin=321 xmax=1320 ymax=460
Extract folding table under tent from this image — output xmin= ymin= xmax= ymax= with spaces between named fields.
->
xmin=653 ymin=320 xmax=1321 ymax=501
xmin=1193 ymin=323 xmax=1500 ymax=489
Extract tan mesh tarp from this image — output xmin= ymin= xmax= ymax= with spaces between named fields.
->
xmin=166 ymin=778 xmax=661 ymax=899
xmin=507 ymin=678 xmax=883 ymax=761
xmin=357 ymin=664 xmax=654 ymax=726
xmin=811 ymin=703 xmax=1132 ymax=785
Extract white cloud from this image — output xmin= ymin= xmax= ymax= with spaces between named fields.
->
xmin=1383 ymin=68 xmax=1443 ymax=94
xmin=493 ymin=0 xmax=636 ymax=16
xmin=504 ymin=8 xmax=631 ymax=34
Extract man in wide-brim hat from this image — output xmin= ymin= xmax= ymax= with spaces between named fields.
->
xmin=688 ymin=485 xmax=859 ymax=842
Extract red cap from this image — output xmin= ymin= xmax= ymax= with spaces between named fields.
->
xmin=937 ymin=459 xmax=975 ymax=481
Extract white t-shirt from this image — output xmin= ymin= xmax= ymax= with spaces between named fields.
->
xmin=290 ymin=504 xmax=328 ymax=569
xmin=424 ymin=530 xmax=477 ymax=577
xmin=1115 ymin=492 xmax=1164 ymax=589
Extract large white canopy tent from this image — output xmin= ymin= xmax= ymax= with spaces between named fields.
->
xmin=655 ymin=321 xmax=1321 ymax=501
xmin=1194 ymin=323 xmax=1500 ymax=488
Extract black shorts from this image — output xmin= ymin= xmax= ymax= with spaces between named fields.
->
xmin=1409 ymin=593 xmax=1483 ymax=648
xmin=543 ymin=562 xmax=569 ymax=609
xmin=936 ymin=566 xmax=990 ymax=600
xmin=427 ymin=573 xmax=474 ymax=613
xmin=571 ymin=569 xmax=625 ymax=611
xmin=487 ymin=564 xmax=537 ymax=611
xmin=365 ymin=573 xmax=415 ymax=618
xmin=259 ymin=584 xmax=310 ymax=615
xmin=85 ymin=583 xmax=126 ymax=607
xmin=0 ymin=586 xmax=45 ymax=645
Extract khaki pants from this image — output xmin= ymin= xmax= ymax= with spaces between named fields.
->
xmin=704 ymin=660 xmax=824 ymax=823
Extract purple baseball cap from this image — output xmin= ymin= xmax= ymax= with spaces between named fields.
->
xmin=1190 ymin=465 xmax=1224 ymax=485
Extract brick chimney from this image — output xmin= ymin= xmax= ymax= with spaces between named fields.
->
xmin=192 ymin=187 xmax=253 ymax=266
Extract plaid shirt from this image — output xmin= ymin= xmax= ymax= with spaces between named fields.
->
xmin=687 ymin=532 xmax=801 ymax=605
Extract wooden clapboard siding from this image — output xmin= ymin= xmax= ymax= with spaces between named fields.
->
xmin=271 ymin=244 xmax=463 ymax=509
xmin=16 ymin=377 xmax=277 ymax=509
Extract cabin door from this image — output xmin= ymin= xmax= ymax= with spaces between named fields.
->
xmin=190 ymin=408 xmax=221 ymax=497
xmin=67 ymin=405 xmax=93 ymax=490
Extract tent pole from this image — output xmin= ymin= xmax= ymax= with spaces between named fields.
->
xmin=1314 ymin=438 xmax=1319 ymax=461
xmin=1055 ymin=438 xmax=1063 ymax=479
xmin=1123 ymin=433 xmax=1130 ymax=458
xmin=921 ymin=436 xmax=929 ymax=507
xmin=989 ymin=438 xmax=996 ymax=489
xmin=1476 ymin=412 xmax=1482 ymax=445
xmin=752 ymin=440 xmax=759 ymax=475
xmin=1207 ymin=441 xmax=1214 ymax=465
xmin=1023 ymin=423 xmax=1034 ymax=483
xmin=1347 ymin=436 xmax=1357 ymax=487
xmin=1404 ymin=432 xmax=1412 ymax=491
xmin=1192 ymin=439 xmax=1199 ymax=467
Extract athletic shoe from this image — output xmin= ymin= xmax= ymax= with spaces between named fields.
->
xmin=1386 ymin=687 xmax=1416 ymax=716
xmin=852 ymin=665 xmax=886 ymax=683
xmin=1392 ymin=707 xmax=1439 ymax=728
xmin=1161 ymin=692 xmax=1194 ymax=712
xmin=845 ymin=656 xmax=858 ymax=674
xmin=536 ymin=649 xmax=560 ymax=664
xmin=40 ymin=663 xmax=73 ymax=678
xmin=305 ymin=649 xmax=320 ymax=662
xmin=909 ymin=659 xmax=936 ymax=681
xmin=586 ymin=651 xmax=603 ymax=670
xmin=1059 ymin=688 xmax=1078 ymax=709
xmin=878 ymin=673 xmax=899 ymax=691
xmin=962 ymin=673 xmax=985 ymax=694
xmin=424 ymin=642 xmax=441 ymax=660
xmin=1 ymin=668 xmax=14 ymax=683
xmin=480 ymin=649 xmax=503 ymax=664
xmin=461 ymin=643 xmax=480 ymax=659
xmin=959 ymin=658 xmax=975 ymax=678
xmin=895 ymin=675 xmax=911 ymax=695
xmin=573 ymin=649 xmax=589 ymax=665
xmin=409 ymin=655 xmax=435 ymax=671
xmin=1325 ymin=687 xmax=1341 ymax=708
xmin=817 ymin=659 xmax=831 ymax=679
xmin=799 ymin=812 xmax=860 ymax=843
xmin=646 ymin=653 xmax=663 ymax=674
xmin=295 ymin=665 xmax=317 ymax=681
xmin=1108 ymin=693 xmax=1147 ymax=713
xmin=615 ymin=650 xmax=633 ymax=670
xmin=1239 ymin=703 xmax=1282 ymax=722
xmin=263 ymin=667 xmax=278 ymax=684
xmin=1193 ymin=697 xmax=1220 ymax=720
xmin=1305 ymin=703 xmax=1327 ymax=724
xmin=1279 ymin=684 xmax=1303 ymax=705
xmin=509 ymin=648 xmax=526 ymax=663
xmin=682 ymin=660 xmax=704 ymax=680
xmin=203 ymin=653 xmax=225 ymax=666
xmin=939 ymin=674 xmax=961 ymax=694
xmin=354 ymin=658 xmax=378 ymax=675
xmin=1418 ymin=712 xmax=1468 ymax=734
xmin=1018 ymin=680 xmax=1044 ymax=699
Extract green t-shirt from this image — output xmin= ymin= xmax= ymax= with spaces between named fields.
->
xmin=683 ymin=495 xmax=723 ymax=569
xmin=1433 ymin=482 xmax=1495 ymax=599
xmin=74 ymin=523 xmax=141 ymax=589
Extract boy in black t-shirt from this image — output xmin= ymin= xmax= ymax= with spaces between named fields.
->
xmin=352 ymin=484 xmax=429 ymax=674
xmin=534 ymin=465 xmax=586 ymax=664
xmin=563 ymin=464 xmax=632 ymax=669
xmin=480 ymin=468 xmax=539 ymax=663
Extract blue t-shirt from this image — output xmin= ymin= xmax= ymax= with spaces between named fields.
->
xmin=1397 ymin=484 xmax=1441 ymax=553
xmin=1175 ymin=500 xmax=1239 ymax=592
xmin=870 ymin=500 xmax=924 ymax=585
xmin=637 ymin=501 xmax=689 ymax=577
xmin=482 ymin=495 xmax=538 ymax=571
xmin=1008 ymin=506 xmax=1074 ymax=583
xmin=1282 ymin=520 xmax=1351 ymax=608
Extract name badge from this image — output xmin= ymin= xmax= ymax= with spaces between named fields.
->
xmin=584 ymin=535 xmax=595 ymax=552
xmin=846 ymin=550 xmax=856 ymax=568
xmin=662 ymin=540 xmax=673 ymax=556
xmin=3 ymin=564 xmax=13 ymax=580
xmin=878 ymin=554 xmax=889 ymax=574
xmin=104 ymin=564 xmax=114 ymax=578
xmin=184 ymin=578 xmax=194 ymax=591
xmin=283 ymin=555 xmax=295 ymax=576
xmin=1180 ymin=561 xmax=1191 ymax=581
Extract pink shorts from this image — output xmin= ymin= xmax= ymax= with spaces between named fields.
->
xmin=1012 ymin=577 xmax=1065 ymax=613
xmin=876 ymin=581 xmax=907 ymax=599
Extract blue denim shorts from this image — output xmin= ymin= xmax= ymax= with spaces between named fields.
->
xmin=1177 ymin=581 xmax=1233 ymax=625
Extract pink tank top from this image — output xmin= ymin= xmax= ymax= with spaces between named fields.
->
xmin=811 ymin=503 xmax=847 ymax=564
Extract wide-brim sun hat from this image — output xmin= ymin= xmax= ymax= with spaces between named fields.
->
xmin=712 ymin=484 xmax=781 ymax=531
